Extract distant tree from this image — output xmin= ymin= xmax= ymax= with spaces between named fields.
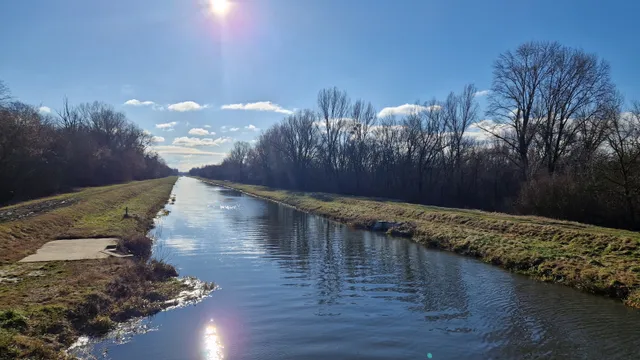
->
xmin=317 ymin=87 xmax=350 ymax=186
xmin=0 ymin=82 xmax=174 ymax=204
xmin=189 ymin=42 xmax=640 ymax=231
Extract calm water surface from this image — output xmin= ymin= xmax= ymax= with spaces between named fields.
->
xmin=87 ymin=177 xmax=640 ymax=359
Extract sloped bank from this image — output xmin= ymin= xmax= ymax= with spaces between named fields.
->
xmin=0 ymin=177 xmax=214 ymax=359
xmin=197 ymin=178 xmax=640 ymax=309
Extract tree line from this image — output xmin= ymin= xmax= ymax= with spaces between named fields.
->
xmin=0 ymin=82 xmax=176 ymax=205
xmin=190 ymin=41 xmax=640 ymax=230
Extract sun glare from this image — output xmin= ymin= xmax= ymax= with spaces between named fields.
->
xmin=209 ymin=0 xmax=231 ymax=17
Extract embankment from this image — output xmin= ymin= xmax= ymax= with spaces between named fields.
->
xmin=197 ymin=178 xmax=640 ymax=309
xmin=0 ymin=177 xmax=213 ymax=359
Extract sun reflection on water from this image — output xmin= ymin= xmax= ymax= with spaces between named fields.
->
xmin=203 ymin=324 xmax=224 ymax=359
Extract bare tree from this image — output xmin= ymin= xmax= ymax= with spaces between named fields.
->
xmin=280 ymin=110 xmax=319 ymax=189
xmin=537 ymin=44 xmax=615 ymax=173
xmin=317 ymin=87 xmax=351 ymax=180
xmin=604 ymin=102 xmax=640 ymax=227
xmin=345 ymin=100 xmax=376 ymax=190
xmin=445 ymin=84 xmax=478 ymax=168
xmin=0 ymin=80 xmax=10 ymax=106
xmin=485 ymin=41 xmax=557 ymax=179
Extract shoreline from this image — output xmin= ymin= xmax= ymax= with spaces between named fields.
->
xmin=197 ymin=177 xmax=640 ymax=309
xmin=0 ymin=177 xmax=214 ymax=359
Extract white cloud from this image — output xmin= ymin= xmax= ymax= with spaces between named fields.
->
xmin=151 ymin=136 xmax=165 ymax=143
xmin=220 ymin=125 xmax=240 ymax=132
xmin=474 ymin=90 xmax=491 ymax=97
xmin=468 ymin=119 xmax=512 ymax=142
xmin=378 ymin=104 xmax=441 ymax=118
xmin=143 ymin=129 xmax=152 ymax=135
xmin=221 ymin=101 xmax=293 ymax=115
xmin=188 ymin=128 xmax=214 ymax=136
xmin=151 ymin=145 xmax=227 ymax=156
xmin=167 ymin=101 xmax=208 ymax=112
xmin=156 ymin=122 xmax=178 ymax=131
xmin=124 ymin=99 xmax=156 ymax=106
xmin=172 ymin=136 xmax=233 ymax=147
xmin=38 ymin=106 xmax=51 ymax=114
xmin=245 ymin=124 xmax=259 ymax=131
xmin=204 ymin=125 xmax=211 ymax=128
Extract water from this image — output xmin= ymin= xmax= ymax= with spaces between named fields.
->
xmin=83 ymin=177 xmax=640 ymax=359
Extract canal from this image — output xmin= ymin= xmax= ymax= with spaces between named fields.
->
xmin=79 ymin=177 xmax=640 ymax=359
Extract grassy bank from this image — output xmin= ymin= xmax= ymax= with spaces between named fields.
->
xmin=198 ymin=178 xmax=640 ymax=308
xmin=0 ymin=177 xmax=211 ymax=359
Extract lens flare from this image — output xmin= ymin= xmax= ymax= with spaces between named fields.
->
xmin=209 ymin=0 xmax=231 ymax=17
xmin=203 ymin=324 xmax=224 ymax=359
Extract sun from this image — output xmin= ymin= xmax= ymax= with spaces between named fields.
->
xmin=209 ymin=0 xmax=231 ymax=17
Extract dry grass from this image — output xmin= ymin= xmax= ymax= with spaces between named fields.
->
xmin=0 ymin=177 xmax=206 ymax=359
xmin=200 ymin=178 xmax=640 ymax=308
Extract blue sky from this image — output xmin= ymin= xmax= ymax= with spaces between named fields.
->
xmin=2 ymin=0 xmax=639 ymax=171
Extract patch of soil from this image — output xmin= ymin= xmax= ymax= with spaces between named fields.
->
xmin=0 ymin=198 xmax=78 ymax=223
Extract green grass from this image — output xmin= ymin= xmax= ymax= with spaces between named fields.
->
xmin=199 ymin=178 xmax=640 ymax=308
xmin=0 ymin=177 xmax=213 ymax=359
xmin=0 ymin=177 xmax=178 ymax=264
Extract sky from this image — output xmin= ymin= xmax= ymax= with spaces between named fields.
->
xmin=2 ymin=0 xmax=640 ymax=171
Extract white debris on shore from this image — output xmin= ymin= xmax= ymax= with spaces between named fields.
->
xmin=67 ymin=276 xmax=216 ymax=358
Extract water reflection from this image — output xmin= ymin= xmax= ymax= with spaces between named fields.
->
xmin=83 ymin=177 xmax=640 ymax=360
xmin=203 ymin=323 xmax=224 ymax=360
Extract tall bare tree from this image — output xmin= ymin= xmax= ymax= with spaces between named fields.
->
xmin=317 ymin=87 xmax=351 ymax=179
xmin=537 ymin=44 xmax=615 ymax=173
xmin=604 ymin=102 xmax=640 ymax=227
xmin=280 ymin=110 xmax=319 ymax=188
xmin=485 ymin=41 xmax=557 ymax=179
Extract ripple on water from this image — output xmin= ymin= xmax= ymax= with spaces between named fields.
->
xmin=80 ymin=177 xmax=640 ymax=360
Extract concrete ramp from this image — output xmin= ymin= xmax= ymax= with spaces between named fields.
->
xmin=19 ymin=238 xmax=121 ymax=262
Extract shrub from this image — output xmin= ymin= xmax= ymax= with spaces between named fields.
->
xmin=121 ymin=235 xmax=152 ymax=258
xmin=0 ymin=310 xmax=28 ymax=332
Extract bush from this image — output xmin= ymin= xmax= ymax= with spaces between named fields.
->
xmin=86 ymin=315 xmax=114 ymax=336
xmin=150 ymin=259 xmax=178 ymax=280
xmin=0 ymin=310 xmax=28 ymax=332
xmin=121 ymin=235 xmax=152 ymax=258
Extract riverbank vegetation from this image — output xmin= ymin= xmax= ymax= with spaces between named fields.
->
xmin=0 ymin=81 xmax=177 ymax=206
xmin=199 ymin=178 xmax=640 ymax=308
xmin=190 ymin=41 xmax=640 ymax=231
xmin=0 ymin=177 xmax=212 ymax=359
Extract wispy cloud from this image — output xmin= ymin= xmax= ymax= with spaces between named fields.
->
xmin=172 ymin=136 xmax=233 ymax=147
xmin=245 ymin=124 xmax=259 ymax=131
xmin=221 ymin=101 xmax=293 ymax=115
xmin=168 ymin=101 xmax=208 ymax=112
xmin=188 ymin=128 xmax=215 ymax=136
xmin=474 ymin=90 xmax=491 ymax=97
xmin=38 ymin=106 xmax=51 ymax=114
xmin=156 ymin=122 xmax=178 ymax=131
xmin=377 ymin=104 xmax=441 ymax=118
xmin=204 ymin=125 xmax=211 ymax=128
xmin=151 ymin=136 xmax=165 ymax=143
xmin=151 ymin=145 xmax=226 ymax=156
xmin=229 ymin=127 xmax=240 ymax=132
xmin=121 ymin=84 xmax=134 ymax=96
xmin=124 ymin=99 xmax=156 ymax=106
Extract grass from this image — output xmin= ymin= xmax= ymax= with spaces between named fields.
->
xmin=198 ymin=178 xmax=640 ymax=309
xmin=0 ymin=177 xmax=214 ymax=359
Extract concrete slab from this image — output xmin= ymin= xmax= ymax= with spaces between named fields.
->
xmin=19 ymin=238 xmax=120 ymax=262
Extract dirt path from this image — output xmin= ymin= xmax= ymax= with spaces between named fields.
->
xmin=0 ymin=197 xmax=78 ymax=223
